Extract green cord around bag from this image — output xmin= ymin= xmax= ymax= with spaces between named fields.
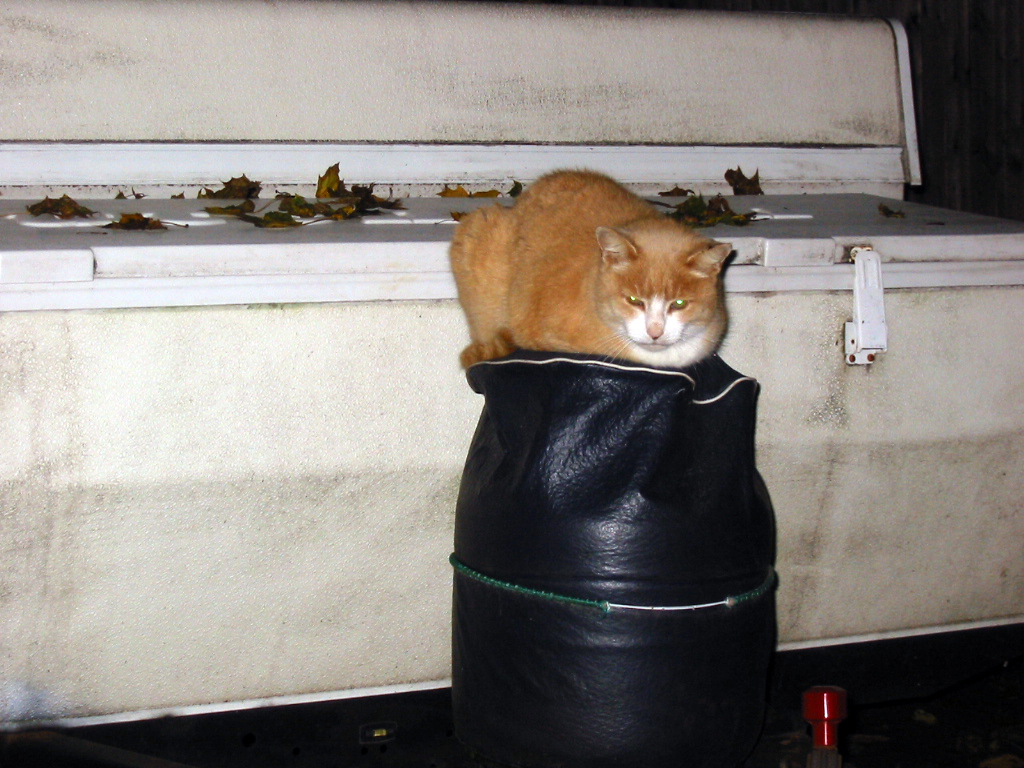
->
xmin=450 ymin=554 xmax=775 ymax=615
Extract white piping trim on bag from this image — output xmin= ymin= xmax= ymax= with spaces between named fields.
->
xmin=473 ymin=355 xmax=757 ymax=404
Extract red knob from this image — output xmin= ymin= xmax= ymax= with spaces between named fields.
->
xmin=802 ymin=686 xmax=847 ymax=748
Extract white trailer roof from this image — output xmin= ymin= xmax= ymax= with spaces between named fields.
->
xmin=2 ymin=192 xmax=1023 ymax=312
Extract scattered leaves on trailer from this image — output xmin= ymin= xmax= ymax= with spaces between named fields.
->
xmin=205 ymin=187 xmax=400 ymax=228
xmin=725 ymin=167 xmax=763 ymax=195
xmin=114 ymin=189 xmax=146 ymax=199
xmin=278 ymin=195 xmax=358 ymax=221
xmin=315 ymin=163 xmax=405 ymax=211
xmin=204 ymin=199 xmax=305 ymax=228
xmin=878 ymin=203 xmax=906 ymax=218
xmin=102 ymin=213 xmax=169 ymax=230
xmin=198 ymin=175 xmax=263 ymax=200
xmin=26 ymin=195 xmax=96 ymax=219
xmin=665 ymin=193 xmax=754 ymax=228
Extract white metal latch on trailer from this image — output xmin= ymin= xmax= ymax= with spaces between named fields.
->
xmin=844 ymin=246 xmax=887 ymax=365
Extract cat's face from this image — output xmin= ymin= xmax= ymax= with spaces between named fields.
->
xmin=595 ymin=221 xmax=731 ymax=366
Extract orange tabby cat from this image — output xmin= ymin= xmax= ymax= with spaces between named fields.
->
xmin=449 ymin=169 xmax=732 ymax=369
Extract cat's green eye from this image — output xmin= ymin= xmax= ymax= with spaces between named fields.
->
xmin=626 ymin=295 xmax=644 ymax=307
xmin=671 ymin=299 xmax=689 ymax=310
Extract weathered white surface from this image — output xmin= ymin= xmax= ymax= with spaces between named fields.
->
xmin=0 ymin=143 xmax=909 ymax=198
xmin=5 ymin=193 xmax=1024 ymax=311
xmin=0 ymin=302 xmax=479 ymax=722
xmin=1 ymin=287 xmax=1022 ymax=723
xmin=722 ymin=289 xmax=1024 ymax=643
xmin=0 ymin=1 xmax=903 ymax=147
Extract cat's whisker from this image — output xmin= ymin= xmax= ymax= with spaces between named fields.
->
xmin=597 ymin=331 xmax=634 ymax=363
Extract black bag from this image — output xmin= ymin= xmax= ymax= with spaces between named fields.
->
xmin=452 ymin=352 xmax=776 ymax=768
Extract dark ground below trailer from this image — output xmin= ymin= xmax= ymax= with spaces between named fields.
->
xmin=3 ymin=658 xmax=1022 ymax=768
xmin=748 ymin=657 xmax=1024 ymax=768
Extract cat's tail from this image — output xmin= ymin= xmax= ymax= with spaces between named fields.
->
xmin=450 ymin=204 xmax=518 ymax=368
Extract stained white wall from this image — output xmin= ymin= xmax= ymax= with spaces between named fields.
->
xmin=1 ymin=1 xmax=903 ymax=147
xmin=2 ymin=290 xmax=1022 ymax=722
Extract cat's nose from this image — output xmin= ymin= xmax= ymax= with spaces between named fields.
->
xmin=647 ymin=323 xmax=664 ymax=340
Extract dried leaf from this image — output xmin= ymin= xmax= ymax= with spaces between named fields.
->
xmin=451 ymin=211 xmax=467 ymax=222
xmin=508 ymin=180 xmax=524 ymax=198
xmin=316 ymin=163 xmax=344 ymax=198
xmin=171 ymin=192 xmax=185 ymax=199
xmin=725 ymin=167 xmax=764 ymax=195
xmin=438 ymin=184 xmax=471 ymax=198
xmin=313 ymin=165 xmax=404 ymax=213
xmin=665 ymin=193 xmax=754 ymax=228
xmin=658 ymin=186 xmax=696 ymax=197
xmin=277 ymin=195 xmax=331 ymax=218
xmin=204 ymin=200 xmax=257 ymax=216
xmin=114 ymin=188 xmax=145 ymax=200
xmin=358 ymin=184 xmax=404 ymax=210
xmin=438 ymin=183 xmax=506 ymax=198
xmin=27 ymin=195 xmax=96 ymax=219
xmin=278 ymin=194 xmax=368 ymax=221
xmin=102 ymin=213 xmax=167 ymax=230
xmin=198 ymin=175 xmax=262 ymax=199
xmin=878 ymin=203 xmax=906 ymax=218
xmin=237 ymin=211 xmax=304 ymax=228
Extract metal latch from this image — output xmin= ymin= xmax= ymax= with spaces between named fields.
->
xmin=844 ymin=247 xmax=887 ymax=365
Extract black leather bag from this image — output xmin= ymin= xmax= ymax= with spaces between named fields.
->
xmin=451 ymin=351 xmax=776 ymax=768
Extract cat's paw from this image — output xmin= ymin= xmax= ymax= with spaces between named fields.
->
xmin=460 ymin=332 xmax=516 ymax=368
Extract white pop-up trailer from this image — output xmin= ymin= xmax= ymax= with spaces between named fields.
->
xmin=0 ymin=0 xmax=1021 ymax=728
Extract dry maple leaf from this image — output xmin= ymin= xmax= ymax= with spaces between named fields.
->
xmin=665 ymin=193 xmax=753 ymax=228
xmin=204 ymin=200 xmax=257 ymax=216
xmin=316 ymin=163 xmax=345 ymax=198
xmin=198 ymin=175 xmax=262 ymax=200
xmin=438 ymin=184 xmax=471 ymax=198
xmin=280 ymin=194 xmax=371 ymax=221
xmin=314 ymin=165 xmax=404 ymax=211
xmin=438 ymin=183 xmax=510 ymax=198
xmin=102 ymin=213 xmax=167 ymax=230
xmin=878 ymin=203 xmax=906 ymax=218
xmin=277 ymin=195 xmax=332 ymax=218
xmin=237 ymin=211 xmax=305 ymax=228
xmin=350 ymin=183 xmax=404 ymax=211
xmin=450 ymin=211 xmax=467 ymax=222
xmin=725 ymin=167 xmax=764 ymax=195
xmin=658 ymin=186 xmax=696 ymax=197
xmin=27 ymin=195 xmax=96 ymax=219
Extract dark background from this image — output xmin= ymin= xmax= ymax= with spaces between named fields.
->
xmin=518 ymin=0 xmax=1023 ymax=222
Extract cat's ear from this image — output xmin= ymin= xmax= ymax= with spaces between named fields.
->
xmin=596 ymin=227 xmax=638 ymax=269
xmin=688 ymin=242 xmax=733 ymax=276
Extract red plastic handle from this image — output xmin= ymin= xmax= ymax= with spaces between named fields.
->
xmin=802 ymin=686 xmax=847 ymax=748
